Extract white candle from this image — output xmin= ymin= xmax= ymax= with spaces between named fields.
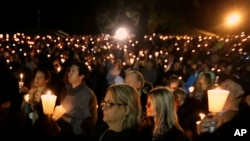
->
xmin=207 ymin=89 xmax=229 ymax=114
xmin=19 ymin=73 xmax=24 ymax=88
xmin=19 ymin=81 xmax=24 ymax=88
xmin=41 ymin=91 xmax=57 ymax=115
xmin=52 ymin=105 xmax=66 ymax=121
xmin=20 ymin=73 xmax=23 ymax=82
xmin=196 ymin=121 xmax=201 ymax=135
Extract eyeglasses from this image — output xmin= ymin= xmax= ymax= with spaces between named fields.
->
xmin=101 ymin=101 xmax=127 ymax=109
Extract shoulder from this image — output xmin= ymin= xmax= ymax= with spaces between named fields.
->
xmin=93 ymin=126 xmax=142 ymax=141
xmin=118 ymin=129 xmax=143 ymax=140
xmin=91 ymin=122 xmax=109 ymax=141
xmin=80 ymin=84 xmax=96 ymax=96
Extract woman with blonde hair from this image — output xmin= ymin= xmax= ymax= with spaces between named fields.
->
xmin=146 ymin=86 xmax=187 ymax=141
xmin=91 ymin=83 xmax=143 ymax=141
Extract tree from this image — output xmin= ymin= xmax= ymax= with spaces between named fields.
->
xmin=94 ymin=0 xmax=202 ymax=36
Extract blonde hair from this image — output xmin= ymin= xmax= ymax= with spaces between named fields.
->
xmin=148 ymin=86 xmax=184 ymax=132
xmin=107 ymin=83 xmax=142 ymax=130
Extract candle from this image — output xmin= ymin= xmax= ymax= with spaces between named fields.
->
xmin=57 ymin=66 xmax=61 ymax=72
xmin=199 ymin=113 xmax=205 ymax=120
xmin=24 ymin=94 xmax=30 ymax=102
xmin=207 ymin=89 xmax=229 ymax=114
xmin=129 ymin=58 xmax=135 ymax=65
xmin=19 ymin=73 xmax=24 ymax=88
xmin=52 ymin=105 xmax=66 ymax=121
xmin=196 ymin=121 xmax=201 ymax=135
xmin=189 ymin=86 xmax=194 ymax=93
xmin=41 ymin=91 xmax=57 ymax=115
xmin=20 ymin=73 xmax=23 ymax=82
xmin=19 ymin=81 xmax=24 ymax=88
xmin=155 ymin=51 xmax=159 ymax=58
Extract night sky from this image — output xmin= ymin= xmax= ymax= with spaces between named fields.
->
xmin=0 ymin=0 xmax=97 ymax=34
xmin=0 ymin=0 xmax=249 ymax=35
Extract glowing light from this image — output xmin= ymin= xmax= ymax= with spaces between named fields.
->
xmin=207 ymin=89 xmax=229 ymax=113
xmin=226 ymin=13 xmax=241 ymax=26
xmin=41 ymin=90 xmax=57 ymax=115
xmin=115 ymin=27 xmax=128 ymax=40
xmin=199 ymin=113 xmax=205 ymax=120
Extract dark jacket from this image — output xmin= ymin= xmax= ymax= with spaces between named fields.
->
xmin=91 ymin=122 xmax=143 ymax=141
xmin=141 ymin=117 xmax=188 ymax=141
xmin=152 ymin=126 xmax=188 ymax=141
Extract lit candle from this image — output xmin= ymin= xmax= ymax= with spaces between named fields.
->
xmin=52 ymin=105 xmax=66 ymax=121
xmin=129 ymin=58 xmax=135 ymax=65
xmin=199 ymin=113 xmax=205 ymax=120
xmin=189 ymin=86 xmax=194 ymax=93
xmin=20 ymin=73 xmax=23 ymax=82
xmin=19 ymin=73 xmax=24 ymax=88
xmin=149 ymin=54 xmax=152 ymax=59
xmin=196 ymin=121 xmax=201 ymax=135
xmin=179 ymin=57 xmax=183 ymax=62
xmin=155 ymin=51 xmax=159 ymax=58
xmin=24 ymin=94 xmax=30 ymax=102
xmin=207 ymin=89 xmax=229 ymax=114
xmin=196 ymin=113 xmax=206 ymax=135
xmin=57 ymin=66 xmax=61 ymax=72
xmin=41 ymin=91 xmax=57 ymax=115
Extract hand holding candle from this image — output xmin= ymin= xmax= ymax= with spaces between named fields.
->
xmin=199 ymin=116 xmax=217 ymax=133
xmin=52 ymin=105 xmax=66 ymax=121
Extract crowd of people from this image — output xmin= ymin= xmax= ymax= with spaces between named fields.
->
xmin=0 ymin=32 xmax=250 ymax=141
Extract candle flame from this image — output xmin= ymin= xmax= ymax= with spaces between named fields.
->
xmin=189 ymin=86 xmax=194 ymax=93
xmin=24 ymin=94 xmax=30 ymax=102
xmin=20 ymin=73 xmax=23 ymax=79
xmin=20 ymin=73 xmax=23 ymax=81
xmin=47 ymin=90 xmax=52 ymax=95
xmin=199 ymin=113 xmax=205 ymax=120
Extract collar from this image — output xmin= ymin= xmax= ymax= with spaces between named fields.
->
xmin=67 ymin=82 xmax=86 ymax=94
